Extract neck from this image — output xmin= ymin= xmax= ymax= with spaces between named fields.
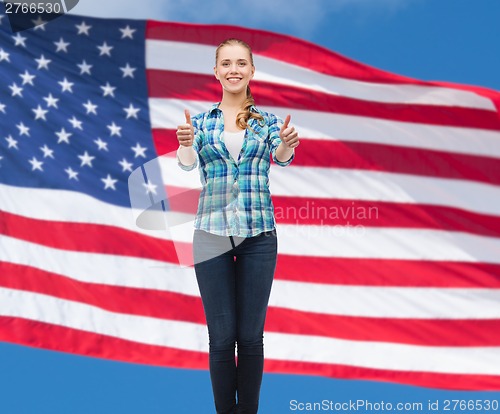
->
xmin=219 ymin=89 xmax=247 ymax=111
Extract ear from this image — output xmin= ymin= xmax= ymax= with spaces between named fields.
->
xmin=250 ymin=65 xmax=255 ymax=80
xmin=214 ymin=66 xmax=219 ymax=81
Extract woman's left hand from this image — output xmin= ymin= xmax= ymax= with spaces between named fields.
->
xmin=279 ymin=115 xmax=300 ymax=149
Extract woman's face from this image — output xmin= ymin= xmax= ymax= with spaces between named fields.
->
xmin=214 ymin=44 xmax=255 ymax=95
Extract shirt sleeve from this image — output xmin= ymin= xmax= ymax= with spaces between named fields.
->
xmin=268 ymin=113 xmax=295 ymax=167
xmin=177 ymin=114 xmax=202 ymax=171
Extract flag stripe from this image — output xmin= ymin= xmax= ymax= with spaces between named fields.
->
xmin=150 ymin=98 xmax=500 ymax=159
xmin=158 ymin=157 xmax=500 ymax=218
xmin=161 ymin=184 xmax=500 ymax=239
xmin=147 ymin=69 xmax=500 ymax=130
xmin=154 ymin=128 xmax=500 ymax=187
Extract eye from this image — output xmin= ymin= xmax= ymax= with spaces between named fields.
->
xmin=222 ymin=62 xmax=230 ymax=67
xmin=238 ymin=62 xmax=247 ymax=66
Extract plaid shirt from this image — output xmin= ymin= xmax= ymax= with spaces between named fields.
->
xmin=178 ymin=103 xmax=294 ymax=237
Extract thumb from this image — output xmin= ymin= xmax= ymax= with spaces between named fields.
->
xmin=184 ymin=109 xmax=192 ymax=126
xmin=280 ymin=114 xmax=291 ymax=132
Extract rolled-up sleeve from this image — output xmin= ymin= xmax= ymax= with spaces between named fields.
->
xmin=268 ymin=114 xmax=294 ymax=167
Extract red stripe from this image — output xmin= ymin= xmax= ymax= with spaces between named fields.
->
xmin=152 ymin=129 xmax=500 ymax=187
xmin=276 ymin=255 xmax=500 ymax=288
xmin=265 ymin=359 xmax=500 ymax=391
xmin=147 ymin=69 xmax=500 ymax=131
xmin=0 ymin=316 xmax=207 ymax=369
xmin=272 ymin=196 xmax=500 ymax=238
xmin=1 ymin=317 xmax=498 ymax=390
xmin=3 ymin=262 xmax=499 ymax=346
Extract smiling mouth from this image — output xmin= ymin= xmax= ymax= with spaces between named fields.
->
xmin=227 ymin=77 xmax=242 ymax=83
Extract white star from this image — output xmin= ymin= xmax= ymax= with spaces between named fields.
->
xmin=9 ymin=83 xmax=23 ymax=97
xmin=43 ymin=93 xmax=59 ymax=108
xmin=120 ymin=25 xmax=136 ymax=39
xmin=0 ymin=102 xmax=5 ymax=114
xmin=17 ymin=122 xmax=30 ymax=136
xmin=131 ymin=143 xmax=147 ymax=158
xmin=78 ymin=151 xmax=95 ymax=167
xmin=83 ymin=100 xmax=98 ymax=115
xmin=94 ymin=138 xmax=108 ymax=151
xmin=102 ymin=174 xmax=118 ymax=190
xmin=97 ymin=41 xmax=113 ymax=56
xmin=54 ymin=37 xmax=70 ymax=53
xmin=55 ymin=128 xmax=72 ymax=144
xmin=100 ymin=82 xmax=116 ymax=97
xmin=29 ymin=157 xmax=44 ymax=171
xmin=32 ymin=16 xmax=47 ymax=30
xmin=33 ymin=105 xmax=48 ymax=121
xmin=120 ymin=63 xmax=136 ymax=78
xmin=76 ymin=21 xmax=92 ymax=35
xmin=40 ymin=145 xmax=54 ymax=158
xmin=65 ymin=167 xmax=79 ymax=180
xmin=19 ymin=70 xmax=36 ymax=85
xmin=68 ymin=116 xmax=83 ymax=130
xmin=0 ymin=48 xmax=10 ymax=62
xmin=119 ymin=158 xmax=133 ymax=172
xmin=35 ymin=54 xmax=51 ymax=70
xmin=77 ymin=60 xmax=92 ymax=75
xmin=58 ymin=77 xmax=74 ymax=93
xmin=12 ymin=33 xmax=27 ymax=47
xmin=6 ymin=135 xmax=19 ymax=149
xmin=107 ymin=122 xmax=122 ymax=137
xmin=123 ymin=103 xmax=140 ymax=119
xmin=143 ymin=180 xmax=158 ymax=195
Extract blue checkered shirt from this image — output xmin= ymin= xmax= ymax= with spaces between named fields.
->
xmin=177 ymin=103 xmax=294 ymax=237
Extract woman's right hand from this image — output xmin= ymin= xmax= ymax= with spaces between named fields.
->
xmin=177 ymin=109 xmax=194 ymax=147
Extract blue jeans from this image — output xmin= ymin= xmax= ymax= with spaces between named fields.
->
xmin=193 ymin=229 xmax=277 ymax=414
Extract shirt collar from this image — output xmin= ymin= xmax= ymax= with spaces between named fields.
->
xmin=208 ymin=102 xmax=259 ymax=115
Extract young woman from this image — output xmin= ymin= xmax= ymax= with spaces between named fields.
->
xmin=176 ymin=38 xmax=299 ymax=414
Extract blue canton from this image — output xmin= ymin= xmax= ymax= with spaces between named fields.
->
xmin=0 ymin=11 xmax=156 ymax=207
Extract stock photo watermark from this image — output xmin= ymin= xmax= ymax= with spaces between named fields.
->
xmin=3 ymin=0 xmax=80 ymax=32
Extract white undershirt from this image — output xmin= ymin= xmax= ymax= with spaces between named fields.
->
xmin=224 ymin=130 xmax=245 ymax=162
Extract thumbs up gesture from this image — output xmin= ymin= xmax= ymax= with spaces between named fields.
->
xmin=177 ymin=109 xmax=194 ymax=147
xmin=279 ymin=115 xmax=300 ymax=149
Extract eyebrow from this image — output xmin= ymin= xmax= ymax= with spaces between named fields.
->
xmin=220 ymin=58 xmax=248 ymax=62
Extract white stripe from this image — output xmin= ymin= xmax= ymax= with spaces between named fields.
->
xmin=149 ymin=98 xmax=500 ymax=159
xmin=1 ymin=288 xmax=499 ymax=375
xmin=2 ymin=235 xmax=500 ymax=319
xmin=146 ymin=40 xmax=495 ymax=111
xmin=158 ymin=156 xmax=500 ymax=217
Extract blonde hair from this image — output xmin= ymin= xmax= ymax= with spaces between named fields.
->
xmin=215 ymin=38 xmax=264 ymax=130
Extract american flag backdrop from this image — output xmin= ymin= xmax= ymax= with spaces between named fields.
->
xmin=1 ymin=9 xmax=500 ymax=392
